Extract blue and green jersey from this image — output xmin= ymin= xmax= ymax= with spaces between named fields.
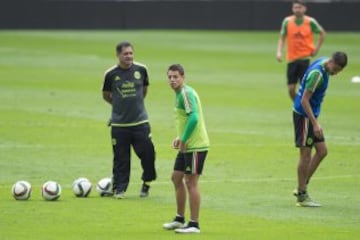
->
xmin=294 ymin=57 xmax=329 ymax=118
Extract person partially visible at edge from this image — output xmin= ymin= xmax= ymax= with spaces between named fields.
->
xmin=163 ymin=64 xmax=210 ymax=234
xmin=102 ymin=41 xmax=156 ymax=199
xmin=276 ymin=0 xmax=326 ymax=101
xmin=292 ymin=51 xmax=347 ymax=207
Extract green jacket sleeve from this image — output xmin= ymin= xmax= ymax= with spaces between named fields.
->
xmin=181 ymin=111 xmax=198 ymax=142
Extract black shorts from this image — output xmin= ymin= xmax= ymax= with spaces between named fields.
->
xmin=287 ymin=59 xmax=310 ymax=85
xmin=174 ymin=151 xmax=208 ymax=175
xmin=293 ymin=111 xmax=325 ymax=148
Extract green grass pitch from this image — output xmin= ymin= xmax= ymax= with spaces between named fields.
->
xmin=0 ymin=30 xmax=359 ymax=239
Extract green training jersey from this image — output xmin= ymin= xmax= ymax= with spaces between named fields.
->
xmin=175 ymin=85 xmax=209 ymax=152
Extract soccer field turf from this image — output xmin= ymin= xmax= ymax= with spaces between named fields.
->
xmin=0 ymin=30 xmax=359 ymax=239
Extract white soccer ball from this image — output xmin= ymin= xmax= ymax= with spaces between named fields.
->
xmin=12 ymin=180 xmax=32 ymax=200
xmin=351 ymin=76 xmax=360 ymax=83
xmin=96 ymin=177 xmax=113 ymax=197
xmin=42 ymin=181 xmax=61 ymax=201
xmin=72 ymin=177 xmax=92 ymax=197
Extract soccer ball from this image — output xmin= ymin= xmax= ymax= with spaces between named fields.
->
xmin=42 ymin=181 xmax=61 ymax=201
xmin=12 ymin=180 xmax=32 ymax=200
xmin=96 ymin=177 xmax=113 ymax=196
xmin=72 ymin=177 xmax=92 ymax=197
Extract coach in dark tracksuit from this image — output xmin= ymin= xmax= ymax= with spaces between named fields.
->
xmin=102 ymin=41 xmax=156 ymax=199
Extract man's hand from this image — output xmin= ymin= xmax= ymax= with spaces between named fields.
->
xmin=172 ymin=137 xmax=180 ymax=149
xmin=313 ymin=122 xmax=323 ymax=139
xmin=179 ymin=141 xmax=187 ymax=153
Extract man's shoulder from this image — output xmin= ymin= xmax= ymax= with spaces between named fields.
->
xmin=104 ymin=64 xmax=118 ymax=76
xmin=282 ymin=16 xmax=292 ymax=24
xmin=305 ymin=15 xmax=317 ymax=22
xmin=183 ymin=85 xmax=200 ymax=100
xmin=183 ymin=85 xmax=196 ymax=94
xmin=305 ymin=15 xmax=322 ymax=27
xmin=133 ymin=61 xmax=148 ymax=71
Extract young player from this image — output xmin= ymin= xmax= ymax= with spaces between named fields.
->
xmin=292 ymin=51 xmax=347 ymax=207
xmin=163 ymin=64 xmax=209 ymax=233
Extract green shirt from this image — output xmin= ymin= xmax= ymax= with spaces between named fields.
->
xmin=175 ymin=85 xmax=209 ymax=152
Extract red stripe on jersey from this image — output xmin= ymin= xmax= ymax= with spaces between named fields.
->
xmin=182 ymin=88 xmax=191 ymax=113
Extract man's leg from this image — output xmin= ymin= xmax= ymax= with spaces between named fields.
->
xmin=287 ymin=61 xmax=298 ymax=102
xmin=184 ymin=174 xmax=200 ymax=222
xmin=174 ymin=173 xmax=201 ymax=233
xmin=288 ymin=83 xmax=297 ymax=101
xmin=298 ymin=146 xmax=312 ymax=192
xmin=296 ymin=146 xmax=321 ymax=207
xmin=163 ymin=170 xmax=186 ymax=230
xmin=111 ymin=127 xmax=131 ymax=194
xmin=307 ymin=141 xmax=327 ymax=184
xmin=132 ymin=124 xmax=157 ymax=182
xmin=175 ymin=151 xmax=206 ymax=233
xmin=173 ymin=171 xmax=186 ymax=217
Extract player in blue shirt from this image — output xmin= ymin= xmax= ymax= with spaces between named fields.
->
xmin=292 ymin=51 xmax=347 ymax=207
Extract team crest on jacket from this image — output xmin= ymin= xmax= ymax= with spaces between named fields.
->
xmin=134 ymin=71 xmax=141 ymax=80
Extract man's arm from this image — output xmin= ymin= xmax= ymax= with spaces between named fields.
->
xmin=276 ymin=18 xmax=288 ymax=62
xmin=311 ymin=19 xmax=326 ymax=57
xmin=276 ymin=35 xmax=286 ymax=62
xmin=102 ymin=91 xmax=112 ymax=105
xmin=180 ymin=112 xmax=198 ymax=153
xmin=312 ymin=29 xmax=326 ymax=57
xmin=143 ymin=86 xmax=148 ymax=98
xmin=301 ymin=90 xmax=323 ymax=139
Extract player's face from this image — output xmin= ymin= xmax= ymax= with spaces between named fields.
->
xmin=117 ymin=46 xmax=133 ymax=68
xmin=327 ymin=60 xmax=344 ymax=76
xmin=292 ymin=3 xmax=306 ymax=18
xmin=167 ymin=70 xmax=184 ymax=91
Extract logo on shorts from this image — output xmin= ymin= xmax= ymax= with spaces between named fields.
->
xmin=306 ymin=137 xmax=313 ymax=145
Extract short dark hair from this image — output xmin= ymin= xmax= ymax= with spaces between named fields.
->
xmin=116 ymin=41 xmax=133 ymax=53
xmin=293 ymin=0 xmax=306 ymax=6
xmin=332 ymin=51 xmax=348 ymax=68
xmin=168 ymin=64 xmax=185 ymax=76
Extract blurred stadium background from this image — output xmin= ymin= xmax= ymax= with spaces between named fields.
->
xmin=1 ymin=0 xmax=360 ymax=30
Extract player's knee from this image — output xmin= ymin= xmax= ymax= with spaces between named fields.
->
xmin=184 ymin=178 xmax=198 ymax=190
xmin=171 ymin=173 xmax=183 ymax=186
xmin=319 ymin=147 xmax=328 ymax=159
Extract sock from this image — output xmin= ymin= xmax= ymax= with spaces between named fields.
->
xmin=175 ymin=214 xmax=185 ymax=223
xmin=297 ymin=189 xmax=307 ymax=195
xmin=189 ymin=220 xmax=199 ymax=228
